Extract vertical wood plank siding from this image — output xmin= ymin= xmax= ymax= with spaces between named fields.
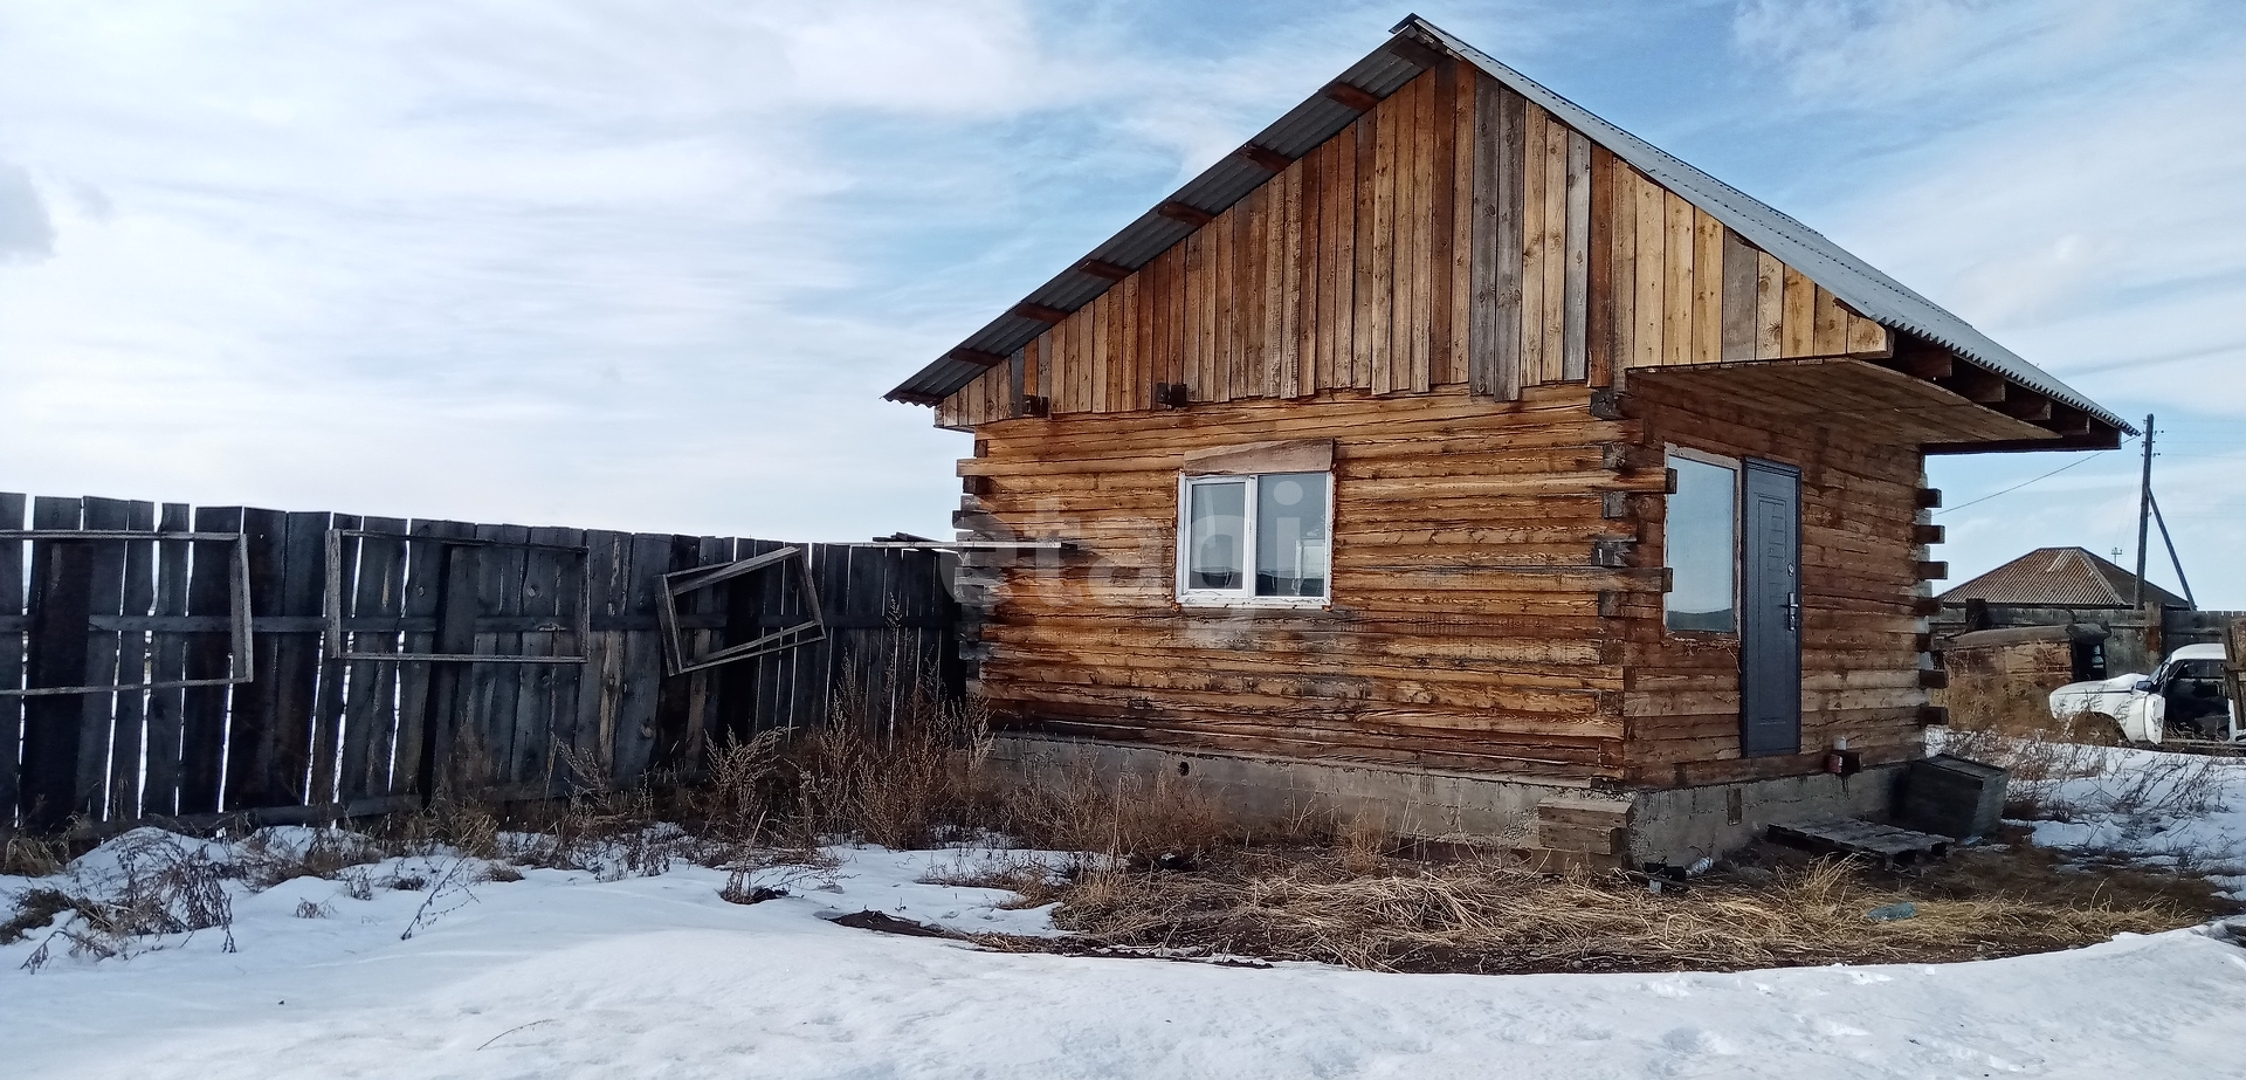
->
xmin=0 ymin=499 xmax=959 ymax=832
xmin=937 ymin=67 xmax=1896 ymax=428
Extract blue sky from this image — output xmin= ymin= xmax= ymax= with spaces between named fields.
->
xmin=1 ymin=0 xmax=2241 ymax=604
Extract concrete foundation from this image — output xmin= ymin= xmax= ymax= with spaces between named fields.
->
xmin=990 ymin=733 xmax=1910 ymax=866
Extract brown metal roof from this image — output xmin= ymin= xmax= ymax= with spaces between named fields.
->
xmin=1940 ymin=547 xmax=2190 ymax=609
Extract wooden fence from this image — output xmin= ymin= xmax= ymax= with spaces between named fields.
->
xmin=0 ymin=492 xmax=960 ymax=833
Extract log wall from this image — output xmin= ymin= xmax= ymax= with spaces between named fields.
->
xmin=960 ymin=385 xmax=1649 ymax=780
xmin=1620 ymin=383 xmax=1932 ymax=785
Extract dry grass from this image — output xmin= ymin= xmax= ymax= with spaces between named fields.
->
xmin=2 ymin=834 xmax=68 ymax=878
xmin=991 ymin=760 xmax=1246 ymax=862
xmin=12 ymin=831 xmax=237 ymax=969
xmin=1942 ymin=675 xmax=2120 ymax=743
xmin=1938 ymin=726 xmax=2235 ymax=823
xmin=979 ymin=836 xmax=2232 ymax=975
xmin=794 ymin=674 xmax=994 ymax=850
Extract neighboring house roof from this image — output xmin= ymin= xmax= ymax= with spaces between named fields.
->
xmin=1941 ymin=547 xmax=2192 ymax=609
xmin=886 ymin=14 xmax=2129 ymax=436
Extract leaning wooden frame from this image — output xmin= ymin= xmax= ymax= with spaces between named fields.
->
xmin=0 ymin=529 xmax=254 ymax=696
xmin=655 ymin=545 xmax=825 ymax=676
xmin=322 ymin=527 xmax=593 ymax=664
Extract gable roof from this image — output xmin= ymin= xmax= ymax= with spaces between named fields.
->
xmin=885 ymin=15 xmax=2128 ymax=436
xmin=1940 ymin=546 xmax=2191 ymax=609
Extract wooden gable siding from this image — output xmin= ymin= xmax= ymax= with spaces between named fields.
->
xmin=939 ymin=60 xmax=1484 ymax=429
xmin=1597 ymin=159 xmax=1891 ymax=378
xmin=1618 ymin=380 xmax=1930 ymax=786
xmin=958 ymin=385 xmax=1645 ymax=780
xmin=937 ymin=65 xmax=1899 ymax=431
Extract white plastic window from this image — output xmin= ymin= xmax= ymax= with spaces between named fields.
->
xmin=1178 ymin=472 xmax=1330 ymax=606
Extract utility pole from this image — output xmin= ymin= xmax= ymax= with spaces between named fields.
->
xmin=2133 ymin=413 xmax=2154 ymax=608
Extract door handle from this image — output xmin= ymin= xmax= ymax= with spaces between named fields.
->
xmin=1785 ymin=591 xmax=1800 ymax=632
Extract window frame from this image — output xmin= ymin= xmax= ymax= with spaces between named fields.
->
xmin=1662 ymin=445 xmax=1743 ymax=636
xmin=1175 ymin=470 xmax=1334 ymax=609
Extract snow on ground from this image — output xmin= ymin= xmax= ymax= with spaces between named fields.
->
xmin=3 ymin=828 xmax=2242 ymax=1080
xmin=1968 ymin=736 xmax=2246 ymax=899
xmin=8 ymin=741 xmax=2246 ymax=1080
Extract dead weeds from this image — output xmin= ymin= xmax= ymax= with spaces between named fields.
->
xmin=977 ymin=834 xmax=2236 ymax=975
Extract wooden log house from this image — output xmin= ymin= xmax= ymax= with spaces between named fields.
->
xmin=883 ymin=17 xmax=2129 ymax=860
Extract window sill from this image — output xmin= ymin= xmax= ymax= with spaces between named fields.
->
xmin=1177 ymin=594 xmax=1331 ymax=610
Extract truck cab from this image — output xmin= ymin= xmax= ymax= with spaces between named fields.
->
xmin=2049 ymin=642 xmax=2237 ymax=744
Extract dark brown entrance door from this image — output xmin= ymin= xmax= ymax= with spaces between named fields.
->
xmin=1741 ymin=459 xmax=1801 ymax=757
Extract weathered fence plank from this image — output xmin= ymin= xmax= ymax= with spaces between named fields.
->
xmin=179 ymin=506 xmax=241 ymax=815
xmin=222 ymin=507 xmax=290 ymax=810
xmin=0 ymin=493 xmax=26 ymax=826
xmin=338 ymin=517 xmax=407 ymax=801
xmin=309 ymin=512 xmax=360 ymax=805
xmin=74 ymin=497 xmax=132 ymax=822
xmin=3 ymin=492 xmax=958 ymax=833
xmin=143 ymin=503 xmax=193 ymax=818
xmin=106 ymin=500 xmax=157 ymax=820
xmin=23 ymin=496 xmax=89 ymax=831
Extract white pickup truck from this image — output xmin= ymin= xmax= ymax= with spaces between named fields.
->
xmin=2048 ymin=642 xmax=2238 ymax=744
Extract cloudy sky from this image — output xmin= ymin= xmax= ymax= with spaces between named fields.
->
xmin=1 ymin=0 xmax=2240 ymax=604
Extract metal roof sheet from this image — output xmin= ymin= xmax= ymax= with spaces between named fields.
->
xmin=1940 ymin=546 xmax=2189 ymax=609
xmin=887 ymin=14 xmax=2128 ymax=437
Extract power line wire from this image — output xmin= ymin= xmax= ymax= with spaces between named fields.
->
xmin=1935 ymin=438 xmax=2133 ymax=517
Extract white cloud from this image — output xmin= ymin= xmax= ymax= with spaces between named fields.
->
xmin=0 ymin=0 xmax=1409 ymax=540
xmin=1731 ymin=0 xmax=2202 ymax=109
xmin=1749 ymin=0 xmax=2246 ymax=603
xmin=0 ymin=161 xmax=54 ymax=261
